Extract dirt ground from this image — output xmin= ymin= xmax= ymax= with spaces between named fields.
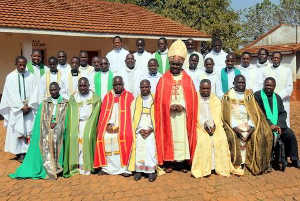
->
xmin=0 ymin=103 xmax=300 ymax=201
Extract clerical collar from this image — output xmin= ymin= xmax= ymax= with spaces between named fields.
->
xmin=79 ymin=91 xmax=91 ymax=98
xmin=125 ymin=66 xmax=136 ymax=72
xmin=71 ymin=71 xmax=79 ymax=76
xmin=257 ymin=60 xmax=270 ymax=68
xmin=149 ymin=72 xmax=157 ymax=76
xmin=142 ymin=94 xmax=151 ymax=100
xmin=33 ymin=63 xmax=41 ymax=68
xmin=225 ymin=67 xmax=235 ymax=72
xmin=159 ymin=48 xmax=168 ymax=55
xmin=188 ymin=68 xmax=197 ymax=72
xmin=50 ymin=70 xmax=58 ymax=74
xmin=272 ymin=65 xmax=280 ymax=69
xmin=200 ymin=96 xmax=210 ymax=101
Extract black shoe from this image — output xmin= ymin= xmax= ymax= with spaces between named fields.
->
xmin=121 ymin=173 xmax=131 ymax=177
xmin=148 ymin=173 xmax=157 ymax=182
xmin=17 ymin=154 xmax=25 ymax=163
xmin=133 ymin=172 xmax=142 ymax=181
xmin=291 ymin=160 xmax=300 ymax=168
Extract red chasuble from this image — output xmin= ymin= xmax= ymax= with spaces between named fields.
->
xmin=94 ymin=90 xmax=134 ymax=168
xmin=154 ymin=71 xmax=198 ymax=165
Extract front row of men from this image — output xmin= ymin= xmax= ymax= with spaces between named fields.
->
xmin=3 ymin=40 xmax=299 ymax=182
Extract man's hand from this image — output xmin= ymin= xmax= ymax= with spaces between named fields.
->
xmin=106 ymin=124 xmax=114 ymax=133
xmin=204 ymin=124 xmax=216 ymax=136
xmin=50 ymin=122 xmax=56 ymax=129
xmin=21 ymin=104 xmax=32 ymax=115
xmin=140 ymin=128 xmax=153 ymax=139
xmin=170 ymin=105 xmax=177 ymax=113
xmin=271 ymin=125 xmax=281 ymax=134
xmin=233 ymin=127 xmax=242 ymax=135
xmin=176 ymin=105 xmax=185 ymax=113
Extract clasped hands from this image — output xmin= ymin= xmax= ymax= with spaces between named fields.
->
xmin=106 ymin=123 xmax=119 ymax=133
xmin=21 ymin=104 xmax=32 ymax=115
xmin=170 ymin=104 xmax=185 ymax=113
xmin=204 ymin=124 xmax=216 ymax=136
xmin=270 ymin=125 xmax=281 ymax=135
xmin=233 ymin=126 xmax=255 ymax=142
xmin=139 ymin=128 xmax=153 ymax=139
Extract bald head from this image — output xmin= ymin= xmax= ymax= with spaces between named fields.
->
xmin=125 ymin=53 xmax=135 ymax=69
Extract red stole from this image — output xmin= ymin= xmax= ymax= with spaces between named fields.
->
xmin=94 ymin=90 xmax=134 ymax=168
xmin=154 ymin=71 xmax=198 ymax=165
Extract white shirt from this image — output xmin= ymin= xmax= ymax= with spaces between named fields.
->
xmin=185 ymin=68 xmax=201 ymax=91
xmin=205 ymin=50 xmax=227 ymax=72
xmin=79 ymin=65 xmax=94 ymax=79
xmin=74 ymin=91 xmax=93 ymax=120
xmin=57 ymin=63 xmax=71 ymax=76
xmin=139 ymin=72 xmax=162 ymax=95
xmin=61 ymin=71 xmax=81 ymax=99
xmin=90 ymin=70 xmax=111 ymax=100
xmin=198 ymin=69 xmax=218 ymax=94
xmin=120 ymin=66 xmax=141 ymax=97
xmin=238 ymin=64 xmax=263 ymax=92
xmin=216 ymin=67 xmax=236 ymax=98
xmin=106 ymin=48 xmax=129 ymax=75
xmin=133 ymin=51 xmax=153 ymax=76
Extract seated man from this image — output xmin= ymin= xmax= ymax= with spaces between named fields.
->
xmin=222 ymin=75 xmax=273 ymax=175
xmin=63 ymin=77 xmax=101 ymax=177
xmin=10 ymin=82 xmax=68 ymax=179
xmin=94 ymin=76 xmax=134 ymax=177
xmin=254 ymin=77 xmax=300 ymax=168
xmin=191 ymin=79 xmax=242 ymax=178
xmin=128 ymin=79 xmax=157 ymax=182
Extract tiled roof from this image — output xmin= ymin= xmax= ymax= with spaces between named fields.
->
xmin=241 ymin=43 xmax=300 ymax=54
xmin=0 ymin=0 xmax=210 ymax=39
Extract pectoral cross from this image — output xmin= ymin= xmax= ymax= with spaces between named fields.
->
xmin=172 ymin=80 xmax=181 ymax=100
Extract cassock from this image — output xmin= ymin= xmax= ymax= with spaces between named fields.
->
xmin=139 ymin=73 xmax=162 ymax=95
xmin=128 ymin=94 xmax=157 ymax=173
xmin=120 ymin=67 xmax=141 ymax=97
xmin=154 ymin=71 xmax=198 ymax=164
xmin=79 ymin=65 xmax=94 ymax=79
xmin=222 ymin=89 xmax=273 ymax=175
xmin=0 ymin=69 xmax=39 ymax=155
xmin=216 ymin=67 xmax=241 ymax=98
xmin=57 ymin=63 xmax=71 ymax=76
xmin=153 ymin=49 xmax=169 ymax=74
xmin=191 ymin=93 xmax=243 ymax=178
xmin=106 ymin=48 xmax=129 ymax=75
xmin=263 ymin=65 xmax=293 ymax=126
xmin=183 ymin=51 xmax=204 ymax=70
xmin=39 ymin=69 xmax=67 ymax=102
xmin=185 ymin=68 xmax=201 ymax=91
xmin=63 ymin=91 xmax=101 ymax=177
xmin=133 ymin=51 xmax=153 ymax=75
xmin=89 ymin=70 xmax=113 ymax=101
xmin=238 ymin=64 xmax=263 ymax=92
xmin=205 ymin=50 xmax=227 ymax=71
xmin=254 ymin=90 xmax=299 ymax=162
xmin=198 ymin=69 xmax=218 ymax=95
xmin=94 ymin=90 xmax=134 ymax=174
xmin=10 ymin=96 xmax=68 ymax=179
xmin=61 ymin=71 xmax=81 ymax=99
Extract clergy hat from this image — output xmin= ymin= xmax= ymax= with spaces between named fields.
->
xmin=168 ymin=39 xmax=187 ymax=59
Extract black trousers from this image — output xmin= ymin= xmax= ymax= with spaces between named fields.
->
xmin=281 ymin=128 xmax=299 ymax=161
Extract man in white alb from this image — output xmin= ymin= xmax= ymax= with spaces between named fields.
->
xmin=133 ymin=38 xmax=153 ymax=76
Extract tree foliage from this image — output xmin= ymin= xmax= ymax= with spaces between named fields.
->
xmin=105 ymin=0 xmax=241 ymax=51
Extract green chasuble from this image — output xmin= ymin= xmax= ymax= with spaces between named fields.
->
xmin=9 ymin=97 xmax=68 ymax=179
xmin=155 ymin=52 xmax=170 ymax=74
xmin=63 ymin=93 xmax=101 ymax=178
xmin=27 ymin=61 xmax=45 ymax=76
xmin=94 ymin=71 xmax=113 ymax=98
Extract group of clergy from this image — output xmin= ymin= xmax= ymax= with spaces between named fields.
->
xmin=0 ymin=36 xmax=299 ymax=182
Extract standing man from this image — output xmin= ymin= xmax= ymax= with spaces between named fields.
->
xmin=133 ymin=38 xmax=153 ymax=75
xmin=222 ymin=75 xmax=273 ymax=175
xmin=57 ymin=50 xmax=71 ymax=75
xmin=106 ymin=36 xmax=129 ymax=75
xmin=27 ymin=49 xmax=48 ymax=80
xmin=198 ymin=58 xmax=218 ymax=95
xmin=256 ymin=48 xmax=271 ymax=70
xmin=79 ymin=50 xmax=94 ymax=78
xmin=185 ymin=54 xmax=201 ymax=91
xmin=255 ymin=77 xmax=300 ymax=168
xmin=63 ymin=77 xmax=101 ymax=177
xmin=155 ymin=40 xmax=198 ymax=173
xmin=263 ymin=52 xmax=293 ymax=126
xmin=94 ymin=76 xmax=134 ymax=177
xmin=10 ymin=82 xmax=68 ymax=179
xmin=153 ymin=37 xmax=169 ymax=74
xmin=183 ymin=38 xmax=204 ymax=70
xmin=129 ymin=80 xmax=157 ymax=182
xmin=216 ymin=53 xmax=241 ymax=98
xmin=191 ymin=80 xmax=242 ymax=178
xmin=90 ymin=56 xmax=113 ymax=100
xmin=205 ymin=38 xmax=227 ymax=71
xmin=63 ymin=56 xmax=81 ymax=99
xmin=139 ymin=58 xmax=162 ymax=95
xmin=0 ymin=56 xmax=39 ymax=162
xmin=238 ymin=52 xmax=263 ymax=92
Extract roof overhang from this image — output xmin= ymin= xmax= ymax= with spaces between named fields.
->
xmin=0 ymin=27 xmax=211 ymax=41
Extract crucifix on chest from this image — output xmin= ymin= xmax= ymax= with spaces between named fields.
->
xmin=172 ymin=80 xmax=181 ymax=100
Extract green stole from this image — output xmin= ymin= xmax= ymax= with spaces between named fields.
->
xmin=155 ymin=51 xmax=170 ymax=74
xmin=51 ymin=96 xmax=63 ymax=123
xmin=221 ymin=67 xmax=240 ymax=93
xmin=261 ymin=90 xmax=278 ymax=136
xmin=94 ymin=71 xmax=113 ymax=98
xmin=27 ymin=61 xmax=45 ymax=76
xmin=63 ymin=93 xmax=101 ymax=177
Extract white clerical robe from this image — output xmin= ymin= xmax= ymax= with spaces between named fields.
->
xmin=198 ymin=69 xmax=218 ymax=95
xmin=57 ymin=63 xmax=71 ymax=76
xmin=238 ymin=64 xmax=263 ymax=92
xmin=120 ymin=67 xmax=141 ymax=97
xmin=79 ymin=65 xmax=94 ymax=79
xmin=171 ymin=74 xmax=190 ymax=161
xmin=106 ymin=48 xmax=129 ymax=75
xmin=263 ymin=65 xmax=293 ymax=126
xmin=138 ymin=73 xmax=162 ymax=95
xmin=216 ymin=68 xmax=236 ymax=99
xmin=89 ymin=70 xmax=111 ymax=100
xmin=152 ymin=49 xmax=169 ymax=74
xmin=205 ymin=50 xmax=227 ymax=71
xmin=39 ymin=70 xmax=67 ymax=102
xmin=134 ymin=95 xmax=156 ymax=173
xmin=62 ymin=72 xmax=81 ymax=99
xmin=0 ymin=69 xmax=39 ymax=154
xmin=230 ymin=90 xmax=255 ymax=164
xmin=183 ymin=51 xmax=204 ymax=70
xmin=74 ymin=91 xmax=93 ymax=175
xmin=186 ymin=68 xmax=201 ymax=91
xmin=133 ymin=51 xmax=153 ymax=76
xmin=102 ymin=95 xmax=131 ymax=175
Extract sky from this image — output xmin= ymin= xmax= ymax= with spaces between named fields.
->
xmin=230 ymin=0 xmax=280 ymax=10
